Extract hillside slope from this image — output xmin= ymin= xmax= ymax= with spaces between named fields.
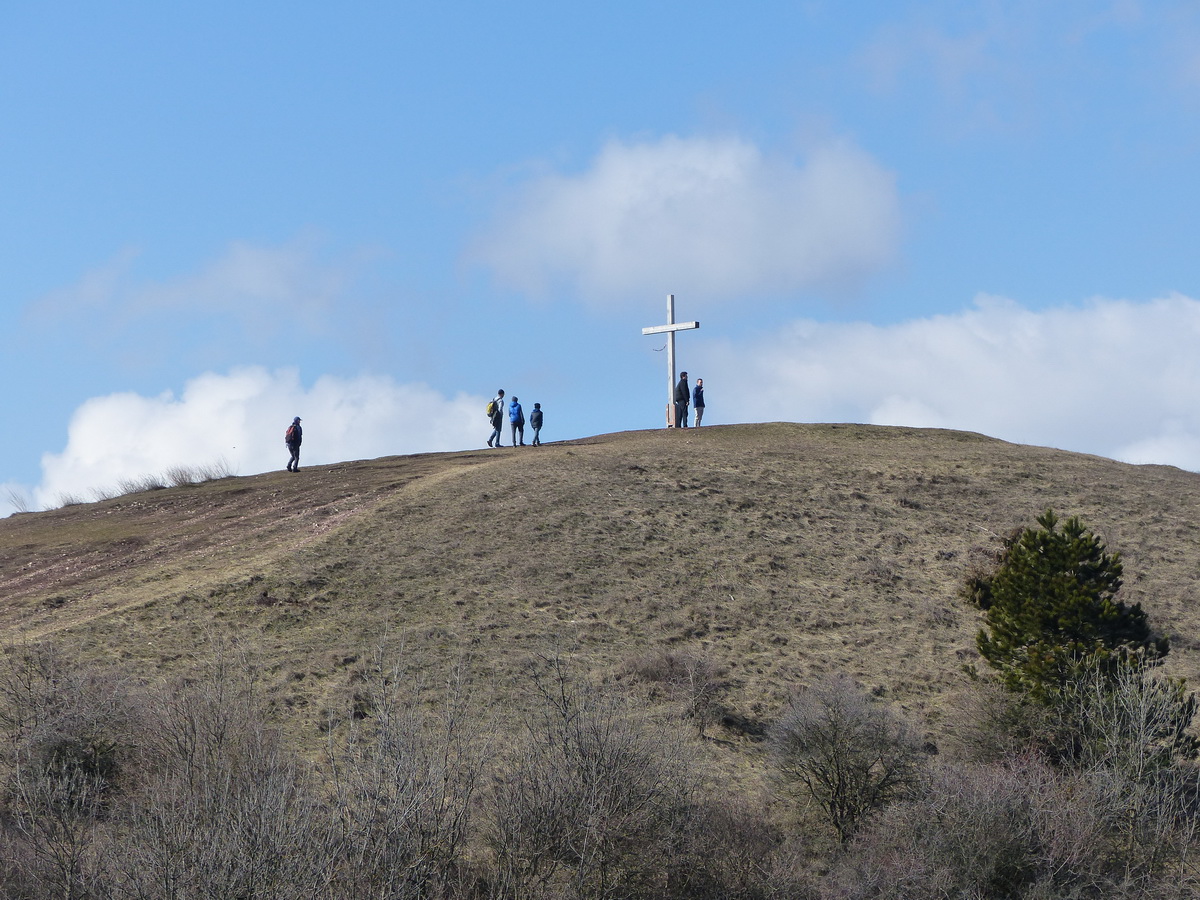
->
xmin=2 ymin=423 xmax=1199 ymax=753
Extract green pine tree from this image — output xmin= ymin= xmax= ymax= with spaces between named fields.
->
xmin=966 ymin=509 xmax=1168 ymax=700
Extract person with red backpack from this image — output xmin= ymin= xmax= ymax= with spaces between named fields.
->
xmin=285 ymin=416 xmax=303 ymax=472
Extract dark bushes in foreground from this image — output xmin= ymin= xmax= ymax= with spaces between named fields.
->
xmin=0 ymin=645 xmax=811 ymax=899
xmin=0 ymin=642 xmax=1197 ymax=899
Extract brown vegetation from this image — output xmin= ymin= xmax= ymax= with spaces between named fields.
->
xmin=1 ymin=422 xmax=1200 ymax=895
xmin=3 ymin=423 xmax=1200 ymax=748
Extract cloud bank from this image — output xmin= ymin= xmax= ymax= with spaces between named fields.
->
xmin=29 ymin=236 xmax=361 ymax=327
xmin=18 ymin=368 xmax=480 ymax=512
xmin=25 ymin=237 xmax=379 ymax=370
xmin=698 ymin=292 xmax=1200 ymax=470
xmin=10 ymin=294 xmax=1200 ymax=517
xmin=471 ymin=134 xmax=901 ymax=305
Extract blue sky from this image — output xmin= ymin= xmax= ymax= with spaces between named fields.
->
xmin=5 ymin=1 xmax=1200 ymax=513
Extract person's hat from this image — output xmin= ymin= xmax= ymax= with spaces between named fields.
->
xmin=534 ymin=402 xmax=540 ymax=408
xmin=294 ymin=416 xmax=301 ymax=423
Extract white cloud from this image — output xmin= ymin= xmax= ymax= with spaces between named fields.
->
xmin=15 ymin=293 xmax=1200 ymax=517
xmin=859 ymin=22 xmax=995 ymax=99
xmin=130 ymin=239 xmax=353 ymax=329
xmin=26 ymin=236 xmax=373 ymax=352
xmin=695 ymin=292 xmax=1200 ymax=470
xmin=470 ymin=134 xmax=901 ymax=305
xmin=28 ymin=367 xmax=482 ymax=510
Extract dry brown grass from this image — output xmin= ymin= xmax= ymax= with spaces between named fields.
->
xmin=2 ymin=422 xmax=1200 ymax=781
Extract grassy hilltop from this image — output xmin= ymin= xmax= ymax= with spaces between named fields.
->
xmin=3 ymin=421 xmax=1199 ymax=757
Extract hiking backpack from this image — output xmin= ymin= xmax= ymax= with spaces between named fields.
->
xmin=285 ymin=424 xmax=297 ymax=443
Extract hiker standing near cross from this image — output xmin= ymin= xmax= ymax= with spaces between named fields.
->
xmin=641 ymin=294 xmax=699 ymax=427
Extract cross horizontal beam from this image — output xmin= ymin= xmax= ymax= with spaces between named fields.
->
xmin=641 ymin=321 xmax=699 ymax=336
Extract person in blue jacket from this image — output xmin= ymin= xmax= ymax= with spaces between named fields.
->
xmin=509 ymin=396 xmax=526 ymax=446
xmin=692 ymin=377 xmax=705 ymax=426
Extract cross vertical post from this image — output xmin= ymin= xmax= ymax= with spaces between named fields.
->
xmin=641 ymin=294 xmax=699 ymax=426
xmin=666 ymin=293 xmax=676 ymax=409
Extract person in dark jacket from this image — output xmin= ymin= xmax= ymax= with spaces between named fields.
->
xmin=285 ymin=416 xmax=303 ymax=472
xmin=487 ymin=389 xmax=505 ymax=447
xmin=530 ymin=402 xmax=543 ymax=446
xmin=674 ymin=372 xmax=690 ymax=428
xmin=509 ymin=396 xmax=526 ymax=446
xmin=693 ymin=378 xmax=705 ymax=427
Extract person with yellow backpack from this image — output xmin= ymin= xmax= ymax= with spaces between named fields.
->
xmin=486 ymin=389 xmax=505 ymax=447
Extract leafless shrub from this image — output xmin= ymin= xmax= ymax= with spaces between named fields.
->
xmin=323 ymin=652 xmax=484 ymax=899
xmin=164 ymin=465 xmax=200 ymax=487
xmin=953 ymin=676 xmax=1040 ymax=763
xmin=5 ymin=757 xmax=111 ymax=900
xmin=1054 ymin=660 xmax=1198 ymax=777
xmin=55 ymin=492 xmax=85 ymax=508
xmin=114 ymin=735 xmax=331 ymax=899
xmin=4 ymin=488 xmax=32 ymax=514
xmin=0 ymin=643 xmax=133 ymax=778
xmin=115 ymin=473 xmax=167 ymax=495
xmin=770 ymin=673 xmax=925 ymax=844
xmin=828 ymin=757 xmax=1050 ymax=900
xmin=1059 ymin=724 xmax=1200 ymax=893
xmin=110 ymin=644 xmax=335 ymax=899
xmin=668 ymin=793 xmax=816 ymax=900
xmin=0 ymin=643 xmax=137 ymax=899
xmin=625 ymin=647 xmax=723 ymax=735
xmin=830 ymin=754 xmax=1200 ymax=900
xmin=486 ymin=655 xmax=695 ymax=899
xmin=922 ymin=599 xmax=958 ymax=628
xmin=961 ymin=658 xmax=1199 ymax=777
xmin=163 ymin=458 xmax=236 ymax=488
xmin=836 ymin=661 xmax=1200 ymax=897
xmin=199 ymin=456 xmax=235 ymax=481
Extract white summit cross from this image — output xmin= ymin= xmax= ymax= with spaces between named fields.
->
xmin=641 ymin=294 xmax=699 ymax=426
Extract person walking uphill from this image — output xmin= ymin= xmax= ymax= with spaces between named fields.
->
xmin=693 ymin=377 xmax=705 ymax=426
xmin=530 ymin=402 xmax=543 ymax=446
xmin=487 ymin=389 xmax=505 ymax=447
xmin=674 ymin=372 xmax=690 ymax=428
xmin=509 ymin=396 xmax=526 ymax=446
xmin=285 ymin=417 xmax=303 ymax=472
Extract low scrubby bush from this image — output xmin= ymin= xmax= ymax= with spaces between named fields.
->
xmin=770 ymin=673 xmax=925 ymax=844
xmin=831 ymin=753 xmax=1200 ymax=900
xmin=486 ymin=656 xmax=695 ymax=899
xmin=624 ymin=646 xmax=723 ymax=735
